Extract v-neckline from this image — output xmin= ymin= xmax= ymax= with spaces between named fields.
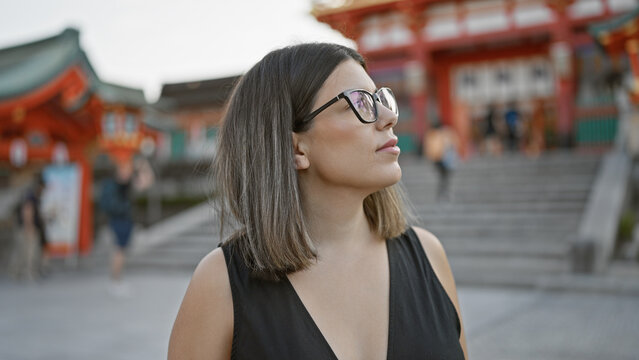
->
xmin=282 ymin=239 xmax=395 ymax=360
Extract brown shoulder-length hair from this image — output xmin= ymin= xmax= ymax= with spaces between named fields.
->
xmin=213 ymin=43 xmax=411 ymax=279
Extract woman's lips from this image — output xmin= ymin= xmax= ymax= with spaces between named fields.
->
xmin=377 ymin=138 xmax=400 ymax=154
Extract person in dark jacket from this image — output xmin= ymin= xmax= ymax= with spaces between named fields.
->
xmin=504 ymin=101 xmax=522 ymax=151
xmin=100 ymin=158 xmax=153 ymax=296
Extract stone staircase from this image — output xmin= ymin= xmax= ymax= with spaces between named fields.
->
xmin=400 ymin=151 xmax=601 ymax=287
xmin=127 ymin=150 xmax=603 ymax=288
xmin=128 ymin=220 xmax=220 ymax=271
xmin=126 ymin=207 xmax=220 ymax=272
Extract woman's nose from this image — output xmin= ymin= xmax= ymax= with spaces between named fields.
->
xmin=376 ymin=104 xmax=398 ymax=130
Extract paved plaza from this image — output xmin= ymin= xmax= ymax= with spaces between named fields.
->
xmin=1 ymin=266 xmax=638 ymax=360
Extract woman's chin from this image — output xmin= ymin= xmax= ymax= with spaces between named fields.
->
xmin=374 ymin=167 xmax=403 ymax=190
xmin=385 ymin=175 xmax=402 ymax=188
xmin=387 ymin=163 xmax=402 ymax=183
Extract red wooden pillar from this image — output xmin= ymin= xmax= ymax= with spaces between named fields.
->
xmin=78 ymin=155 xmax=93 ymax=255
xmin=549 ymin=0 xmax=576 ymax=146
xmin=68 ymin=145 xmax=93 ymax=255
xmin=400 ymin=2 xmax=430 ymax=151
xmin=407 ymin=53 xmax=429 ymax=146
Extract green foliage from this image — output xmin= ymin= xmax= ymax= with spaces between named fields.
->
xmin=618 ymin=210 xmax=636 ymax=242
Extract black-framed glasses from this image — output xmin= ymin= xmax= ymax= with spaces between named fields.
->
xmin=301 ymin=87 xmax=399 ymax=125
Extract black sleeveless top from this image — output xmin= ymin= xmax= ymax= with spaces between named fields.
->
xmin=221 ymin=228 xmax=464 ymax=359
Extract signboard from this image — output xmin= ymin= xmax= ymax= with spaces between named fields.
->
xmin=41 ymin=164 xmax=81 ymax=254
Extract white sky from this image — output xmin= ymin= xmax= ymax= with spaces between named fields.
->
xmin=0 ymin=0 xmax=353 ymax=101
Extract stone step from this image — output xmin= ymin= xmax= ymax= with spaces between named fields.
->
xmin=404 ymin=188 xmax=592 ymax=199
xmin=178 ymin=226 xmax=222 ymax=238
xmin=399 ymin=153 xmax=600 ymax=168
xmin=414 ymin=201 xmax=585 ymax=213
xmin=402 ymin=174 xmax=594 ymax=182
xmin=458 ymin=160 xmax=595 ymax=169
xmin=426 ymin=224 xmax=572 ymax=238
xmin=129 ymin=241 xmax=214 ymax=269
xmin=455 ymin=162 xmax=598 ymax=172
xmin=418 ymin=213 xmax=580 ymax=226
xmin=449 ymin=254 xmax=569 ymax=273
xmin=151 ymin=237 xmax=219 ymax=250
xmin=457 ymin=156 xmax=599 ymax=166
xmin=409 ymin=195 xmax=588 ymax=206
xmin=406 ymin=181 xmax=593 ymax=190
xmin=403 ymin=180 xmax=594 ymax=191
xmin=156 ymin=234 xmax=220 ymax=247
xmin=129 ymin=256 xmax=201 ymax=272
xmin=422 ymin=221 xmax=578 ymax=231
xmin=402 ymin=164 xmax=598 ymax=174
xmin=421 ymin=191 xmax=588 ymax=203
xmin=400 ymin=151 xmax=599 ymax=161
xmin=138 ymin=245 xmax=213 ymax=259
xmin=401 ymin=163 xmax=600 ymax=177
xmin=435 ymin=230 xmax=569 ymax=241
xmin=449 ymin=255 xmax=570 ymax=287
xmin=452 ymin=268 xmax=569 ymax=288
xmin=435 ymin=202 xmax=581 ymax=210
xmin=441 ymin=238 xmax=568 ymax=258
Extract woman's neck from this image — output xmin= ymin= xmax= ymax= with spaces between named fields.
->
xmin=299 ymin=181 xmax=377 ymax=259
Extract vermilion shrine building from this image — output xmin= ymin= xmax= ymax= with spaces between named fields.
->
xmin=312 ymin=0 xmax=639 ymax=155
xmin=0 ymin=28 xmax=155 ymax=256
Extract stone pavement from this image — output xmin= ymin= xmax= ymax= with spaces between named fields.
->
xmin=1 ymin=266 xmax=638 ymax=360
xmin=462 ymin=286 xmax=639 ymax=360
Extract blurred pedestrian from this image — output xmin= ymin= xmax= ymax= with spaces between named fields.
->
xmin=504 ymin=101 xmax=521 ymax=151
xmin=424 ymin=122 xmax=459 ymax=201
xmin=10 ymin=173 xmax=49 ymax=281
xmin=525 ymin=99 xmax=546 ymax=158
xmin=100 ymin=157 xmax=154 ymax=296
xmin=169 ymin=43 xmax=467 ymax=359
xmin=481 ymin=103 xmax=502 ymax=156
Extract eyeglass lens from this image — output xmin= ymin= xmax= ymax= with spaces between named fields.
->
xmin=378 ymin=88 xmax=398 ymax=116
xmin=346 ymin=88 xmax=398 ymax=123
xmin=347 ymin=91 xmax=376 ymax=122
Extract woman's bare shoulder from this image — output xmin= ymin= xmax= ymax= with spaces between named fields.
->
xmin=410 ymin=226 xmax=455 ymax=292
xmin=168 ymin=248 xmax=233 ymax=360
xmin=411 ymin=227 xmax=445 ymax=258
xmin=411 ymin=226 xmax=468 ymax=358
xmin=193 ymin=247 xmax=232 ymax=295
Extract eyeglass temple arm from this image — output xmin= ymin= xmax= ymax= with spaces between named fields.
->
xmin=301 ymin=95 xmax=343 ymax=123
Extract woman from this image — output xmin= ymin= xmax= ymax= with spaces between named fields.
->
xmin=169 ymin=43 xmax=467 ymax=359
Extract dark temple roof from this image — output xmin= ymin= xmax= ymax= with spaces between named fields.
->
xmin=0 ymin=28 xmax=146 ymax=107
xmin=157 ymin=75 xmax=241 ymax=110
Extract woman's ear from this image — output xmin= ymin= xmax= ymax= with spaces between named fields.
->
xmin=292 ymin=132 xmax=310 ymax=170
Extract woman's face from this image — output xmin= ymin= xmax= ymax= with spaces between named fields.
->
xmin=294 ymin=59 xmax=401 ymax=194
